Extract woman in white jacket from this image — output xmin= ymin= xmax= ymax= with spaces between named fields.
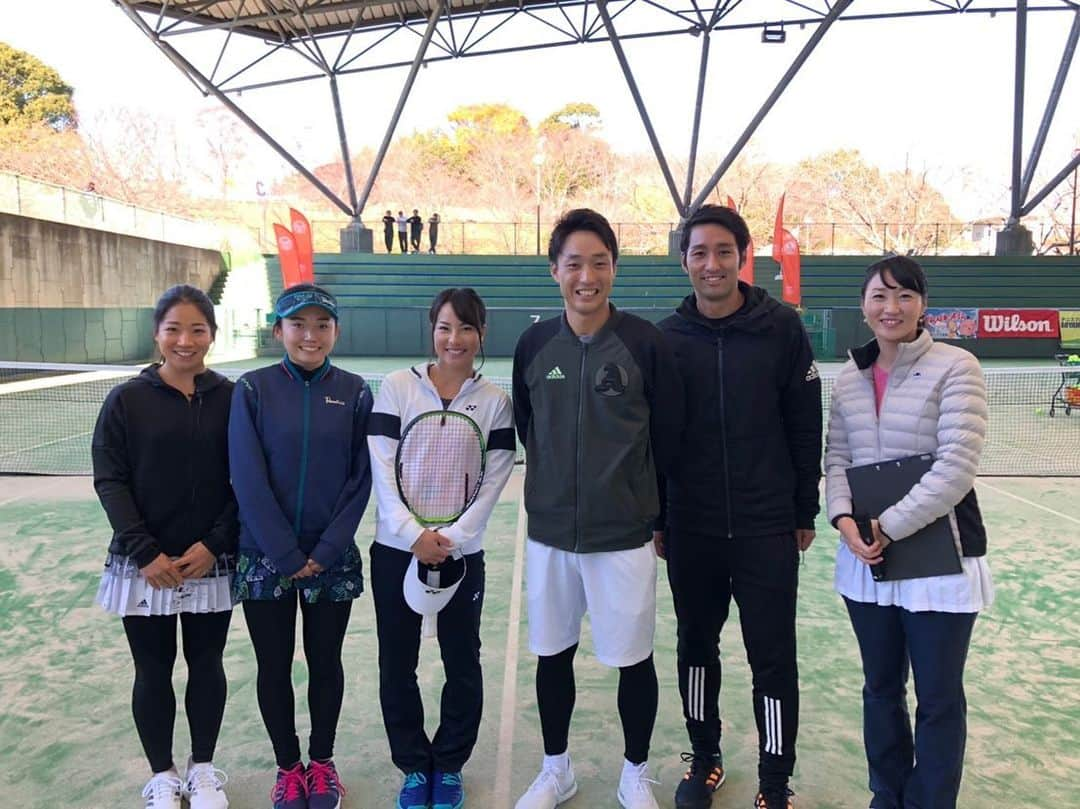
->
xmin=368 ymin=288 xmax=516 ymax=809
xmin=825 ymin=256 xmax=993 ymax=809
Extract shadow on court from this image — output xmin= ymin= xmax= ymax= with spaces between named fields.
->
xmin=0 ymin=472 xmax=1076 ymax=807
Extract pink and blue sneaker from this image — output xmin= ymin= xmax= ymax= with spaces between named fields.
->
xmin=306 ymin=760 xmax=345 ymax=809
xmin=271 ymin=763 xmax=308 ymax=809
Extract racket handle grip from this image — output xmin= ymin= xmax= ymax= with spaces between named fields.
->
xmin=421 ymin=614 xmax=437 ymax=639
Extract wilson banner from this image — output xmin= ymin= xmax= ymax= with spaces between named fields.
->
xmin=977 ymin=309 xmax=1060 ymax=339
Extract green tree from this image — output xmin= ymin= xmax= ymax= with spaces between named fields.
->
xmin=539 ymin=103 xmax=611 ymax=210
xmin=0 ymin=42 xmax=77 ymax=131
xmin=540 ymin=102 xmax=601 ymax=133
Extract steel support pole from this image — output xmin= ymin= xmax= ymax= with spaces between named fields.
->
xmin=113 ymin=1 xmax=354 ymax=217
xmin=1019 ymin=9 xmax=1078 ymax=202
xmin=688 ymin=0 xmax=853 ymax=214
xmin=1009 ymin=0 xmax=1027 ymax=224
xmin=1071 ymin=161 xmax=1078 ymax=255
xmin=329 ymin=74 xmax=361 ymax=216
xmin=355 ymin=0 xmax=446 ymax=215
xmin=1020 ymin=152 xmax=1080 ymax=216
xmin=596 ymin=0 xmax=685 ymax=217
xmin=683 ymin=30 xmax=711 ymax=209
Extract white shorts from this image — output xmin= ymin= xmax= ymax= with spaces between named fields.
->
xmin=525 ymin=539 xmax=657 ymax=668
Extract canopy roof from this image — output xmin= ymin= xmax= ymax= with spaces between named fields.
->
xmin=114 ymin=0 xmax=1080 ymax=236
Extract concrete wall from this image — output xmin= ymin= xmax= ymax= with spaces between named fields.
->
xmin=0 ymin=212 xmax=222 ymax=309
xmin=0 ymin=307 xmax=155 ymax=363
xmin=0 ymin=212 xmax=223 ymax=362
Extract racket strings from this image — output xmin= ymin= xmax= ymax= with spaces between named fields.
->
xmin=398 ymin=415 xmax=484 ymax=524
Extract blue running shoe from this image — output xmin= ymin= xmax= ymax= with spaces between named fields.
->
xmin=271 ymin=763 xmax=308 ymax=809
xmin=432 ymin=770 xmax=464 ymax=809
xmin=397 ymin=771 xmax=431 ymax=809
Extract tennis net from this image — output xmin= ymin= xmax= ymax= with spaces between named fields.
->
xmin=0 ymin=361 xmax=1076 ymax=476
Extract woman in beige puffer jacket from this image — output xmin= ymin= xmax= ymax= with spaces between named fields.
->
xmin=825 ymin=256 xmax=993 ymax=809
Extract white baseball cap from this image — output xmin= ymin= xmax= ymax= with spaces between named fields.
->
xmin=403 ymin=553 xmax=467 ymax=616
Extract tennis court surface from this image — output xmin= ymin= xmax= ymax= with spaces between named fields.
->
xmin=1 ymin=359 xmax=1077 ymax=807
xmin=1 ymin=470 xmax=1077 ymax=807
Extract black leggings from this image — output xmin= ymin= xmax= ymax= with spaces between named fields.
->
xmin=536 ymin=644 xmax=658 ymax=764
xmin=242 ymin=596 xmax=353 ymax=768
xmin=123 ymin=612 xmax=232 ymax=773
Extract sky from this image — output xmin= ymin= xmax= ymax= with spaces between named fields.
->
xmin=4 ymin=1 xmax=1078 ymax=220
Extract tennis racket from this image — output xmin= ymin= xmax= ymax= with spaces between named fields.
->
xmin=396 ymin=409 xmax=486 ymax=636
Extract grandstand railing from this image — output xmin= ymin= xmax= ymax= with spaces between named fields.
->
xmin=0 ymin=171 xmax=223 ymax=251
xmin=299 ymin=219 xmax=1032 ymax=257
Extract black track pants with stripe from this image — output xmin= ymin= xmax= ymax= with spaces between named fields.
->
xmin=665 ymin=528 xmax=800 ymax=790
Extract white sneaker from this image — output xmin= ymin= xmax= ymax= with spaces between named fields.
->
xmin=617 ymin=760 xmax=660 ymax=809
xmin=142 ymin=771 xmax=183 ymax=809
xmin=514 ymin=755 xmax=578 ymax=809
xmin=184 ymin=758 xmax=229 ymax=809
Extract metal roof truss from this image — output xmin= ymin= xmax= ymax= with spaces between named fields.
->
xmin=113 ymin=0 xmax=1080 ymax=245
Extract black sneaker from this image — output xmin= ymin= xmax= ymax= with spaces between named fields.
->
xmin=674 ymin=752 xmax=725 ymax=809
xmin=754 ymin=786 xmax=794 ymax=809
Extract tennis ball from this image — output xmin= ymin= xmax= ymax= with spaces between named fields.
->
xmin=1034 ymin=407 xmax=1045 ymax=415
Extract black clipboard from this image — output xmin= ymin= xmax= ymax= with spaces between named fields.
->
xmin=845 ymin=454 xmax=962 ymax=581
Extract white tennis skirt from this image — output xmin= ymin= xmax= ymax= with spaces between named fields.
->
xmin=94 ymin=553 xmax=235 ymax=617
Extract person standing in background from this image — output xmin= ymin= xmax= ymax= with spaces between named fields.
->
xmin=397 ymin=211 xmax=409 ymax=254
xmin=428 ymin=213 xmax=441 ymax=255
xmin=408 ymin=209 xmax=424 ymax=254
xmin=383 ymin=210 xmax=396 ymax=254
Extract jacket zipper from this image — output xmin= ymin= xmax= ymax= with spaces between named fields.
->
xmin=190 ymin=392 xmax=202 ymax=506
xmin=717 ymin=334 xmax=733 ymax=539
xmin=574 ymin=342 xmax=587 ymax=552
xmin=294 ymin=379 xmax=311 ymax=535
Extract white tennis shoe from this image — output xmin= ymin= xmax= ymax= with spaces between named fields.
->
xmin=514 ymin=754 xmax=578 ymax=809
xmin=617 ymin=759 xmax=660 ymax=809
xmin=142 ymin=770 xmax=183 ymax=809
xmin=184 ymin=758 xmax=229 ymax=809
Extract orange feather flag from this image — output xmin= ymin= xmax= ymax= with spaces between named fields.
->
xmin=274 ymin=224 xmax=303 ymax=289
xmin=289 ymin=208 xmax=314 ymax=283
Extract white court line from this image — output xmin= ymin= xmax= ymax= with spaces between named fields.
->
xmin=0 ymin=478 xmax=61 ymax=508
xmin=976 ymin=479 xmax=1080 ymax=526
xmin=493 ymin=490 xmax=528 ymax=808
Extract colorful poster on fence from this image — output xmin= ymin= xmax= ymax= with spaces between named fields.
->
xmin=924 ymin=308 xmax=978 ymax=340
xmin=977 ymin=309 xmax=1060 ymax=339
xmin=1060 ymin=310 xmax=1080 ymax=346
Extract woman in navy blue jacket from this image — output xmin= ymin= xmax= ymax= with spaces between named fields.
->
xmin=230 ymin=284 xmax=373 ymax=809
xmin=93 ymin=284 xmax=237 ymax=809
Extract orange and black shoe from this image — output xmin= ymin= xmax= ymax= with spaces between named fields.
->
xmin=754 ymin=786 xmax=795 ymax=809
xmin=674 ymin=752 xmax=726 ymax=809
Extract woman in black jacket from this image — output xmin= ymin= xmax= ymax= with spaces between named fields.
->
xmin=92 ymin=285 xmax=237 ymax=809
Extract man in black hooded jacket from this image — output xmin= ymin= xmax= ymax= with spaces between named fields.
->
xmin=657 ymin=204 xmax=822 ymax=809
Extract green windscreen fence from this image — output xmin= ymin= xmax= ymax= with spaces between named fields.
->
xmin=1 ymin=361 xmax=1077 ymax=477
